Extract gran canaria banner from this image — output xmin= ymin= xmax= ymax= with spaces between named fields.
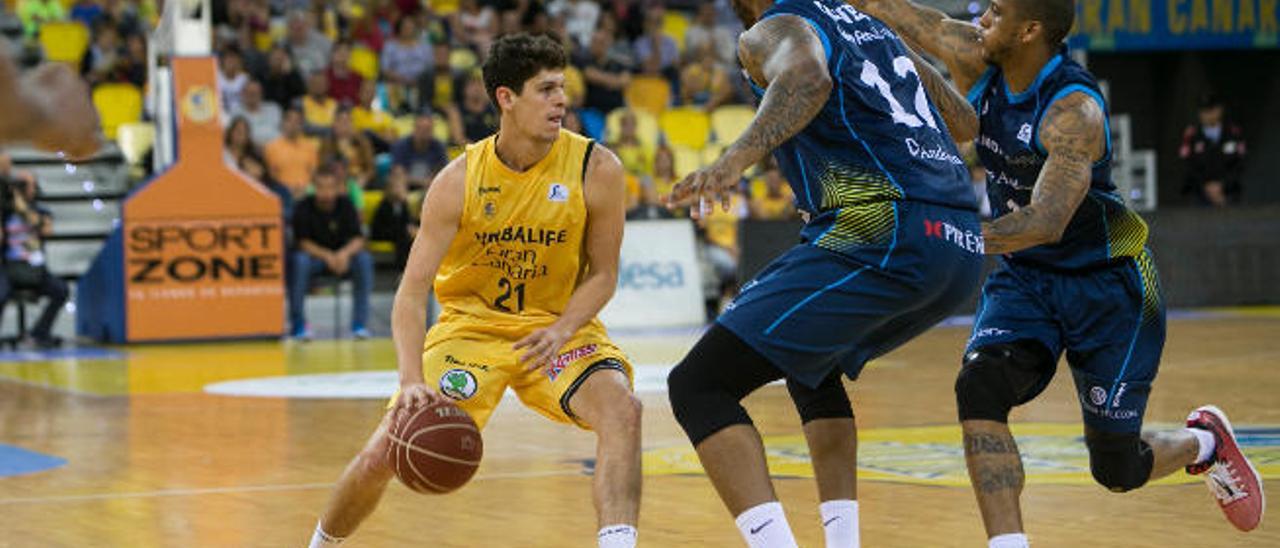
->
xmin=1068 ymin=0 xmax=1280 ymax=50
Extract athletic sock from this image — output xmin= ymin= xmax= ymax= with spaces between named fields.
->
xmin=735 ymin=501 xmax=799 ymax=548
xmin=308 ymin=522 xmax=344 ymax=548
xmin=1187 ymin=427 xmax=1217 ymax=465
xmin=820 ymin=499 xmax=859 ymax=548
xmin=989 ymin=533 xmax=1030 ymax=548
xmin=598 ymin=524 xmax=637 ymax=548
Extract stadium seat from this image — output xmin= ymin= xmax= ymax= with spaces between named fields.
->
xmin=116 ymin=122 xmax=155 ymax=167
xmin=362 ymin=189 xmax=383 ymax=226
xmin=604 ymin=108 xmax=660 ymax=151
xmin=431 ymin=0 xmax=460 ymax=15
xmin=392 ymin=116 xmax=414 ymax=138
xmin=449 ymin=48 xmax=478 ymax=72
xmin=349 ymin=46 xmax=379 ymax=80
xmin=659 ymin=107 xmax=711 ymax=150
xmin=662 ymin=11 xmax=690 ymax=53
xmin=563 ymin=65 xmax=585 ymax=107
xmin=701 ymin=143 xmax=725 ymax=166
xmin=433 ymin=114 xmax=450 ymax=143
xmin=711 ymin=105 xmax=755 ymax=145
xmin=39 ymin=21 xmax=89 ymax=65
xmin=92 ymin=83 xmax=143 ymax=140
xmin=624 ymin=76 xmax=672 ymax=116
xmin=670 ymin=144 xmax=702 ymax=179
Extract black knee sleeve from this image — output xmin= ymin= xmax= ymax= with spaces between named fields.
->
xmin=955 ymin=340 xmax=1056 ymax=423
xmin=667 ymin=324 xmax=783 ymax=446
xmin=1086 ymin=429 xmax=1153 ymax=492
xmin=786 ymin=373 xmax=853 ymax=424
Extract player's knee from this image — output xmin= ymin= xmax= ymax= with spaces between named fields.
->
xmin=787 ymin=375 xmax=853 ymax=425
xmin=353 ymin=443 xmax=393 ymax=480
xmin=667 ymin=358 xmax=751 ymax=446
xmin=1085 ymin=430 xmax=1153 ymax=493
xmin=955 ymin=341 xmax=1054 ymax=423
xmin=607 ymin=392 xmax=643 ymax=434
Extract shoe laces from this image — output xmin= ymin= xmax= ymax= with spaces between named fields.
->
xmin=1206 ymin=460 xmax=1248 ymax=504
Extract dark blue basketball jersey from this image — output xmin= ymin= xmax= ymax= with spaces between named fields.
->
xmin=752 ymin=0 xmax=977 ymax=255
xmin=967 ymin=49 xmax=1149 ymax=270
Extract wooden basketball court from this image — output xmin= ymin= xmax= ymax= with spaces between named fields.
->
xmin=0 ymin=310 xmax=1276 ymax=547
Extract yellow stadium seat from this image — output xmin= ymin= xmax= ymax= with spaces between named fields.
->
xmin=433 ymin=114 xmax=450 ymax=143
xmin=40 ymin=21 xmax=90 ymax=65
xmin=659 ymin=107 xmax=711 ymax=150
xmin=116 ymin=122 xmax=155 ymax=167
xmin=711 ymin=105 xmax=755 ymax=145
xmin=563 ymin=65 xmax=585 ymax=106
xmin=701 ymin=144 xmax=725 ymax=166
xmin=349 ymin=46 xmax=379 ymax=80
xmin=624 ymin=76 xmax=671 ymax=116
xmin=604 ymin=108 xmax=660 ymax=151
xmin=670 ymin=144 xmax=702 ymax=179
xmin=392 ymin=116 xmax=414 ymax=138
xmin=449 ymin=48 xmax=478 ymax=72
xmin=430 ymin=0 xmax=460 ymax=15
xmin=362 ymin=189 xmax=383 ymax=227
xmin=92 ymin=83 xmax=143 ymax=140
xmin=662 ymin=11 xmax=690 ymax=53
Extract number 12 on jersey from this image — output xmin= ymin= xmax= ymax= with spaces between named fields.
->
xmin=494 ymin=277 xmax=526 ymax=313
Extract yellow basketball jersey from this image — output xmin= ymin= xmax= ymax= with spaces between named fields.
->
xmin=431 ymin=129 xmax=600 ymax=340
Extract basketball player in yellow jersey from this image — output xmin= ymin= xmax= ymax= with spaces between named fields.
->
xmin=308 ymin=34 xmax=642 ymax=548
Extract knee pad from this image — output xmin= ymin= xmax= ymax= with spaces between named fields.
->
xmin=667 ymin=325 xmax=783 ymax=446
xmin=786 ymin=373 xmax=853 ymax=424
xmin=1086 ymin=430 xmax=1153 ymax=492
xmin=955 ymin=340 xmax=1056 ymax=423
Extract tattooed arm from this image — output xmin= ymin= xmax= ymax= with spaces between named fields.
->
xmin=666 ymin=15 xmax=831 ymax=209
xmin=981 ymin=93 xmax=1106 ymax=255
xmin=905 ymin=47 xmax=978 ymax=143
xmin=848 ymin=0 xmax=987 ymax=92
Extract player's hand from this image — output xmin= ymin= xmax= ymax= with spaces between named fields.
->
xmin=392 ymin=382 xmax=444 ymax=421
xmin=664 ymin=160 xmax=742 ymax=220
xmin=24 ymin=63 xmax=101 ymax=160
xmin=514 ymin=324 xmax=574 ymax=371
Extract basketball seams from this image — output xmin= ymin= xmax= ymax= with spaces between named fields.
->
xmin=387 ymin=403 xmax=483 ymax=493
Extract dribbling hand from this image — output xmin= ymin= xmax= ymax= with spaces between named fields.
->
xmin=393 ymin=382 xmax=444 ymax=422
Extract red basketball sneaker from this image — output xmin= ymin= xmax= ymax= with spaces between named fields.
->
xmin=1186 ymin=405 xmax=1265 ymax=532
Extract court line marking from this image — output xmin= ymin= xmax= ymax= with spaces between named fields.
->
xmin=0 ymin=469 xmax=584 ymax=506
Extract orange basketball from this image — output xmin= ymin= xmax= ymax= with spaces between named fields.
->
xmin=387 ymin=399 xmax=483 ymax=494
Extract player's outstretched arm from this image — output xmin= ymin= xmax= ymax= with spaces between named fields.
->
xmin=391 ymin=154 xmax=465 ymax=409
xmin=905 ymin=47 xmax=978 ymax=143
xmin=0 ymin=48 xmax=101 ymax=158
xmin=981 ymin=93 xmax=1105 ymax=255
xmin=516 ymin=146 xmax=626 ymax=369
xmin=667 ymin=15 xmax=831 ymax=211
xmin=848 ymin=0 xmax=986 ymax=92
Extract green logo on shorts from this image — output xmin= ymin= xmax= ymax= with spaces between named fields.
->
xmin=440 ymin=369 xmax=478 ymax=400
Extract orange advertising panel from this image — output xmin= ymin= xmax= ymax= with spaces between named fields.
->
xmin=123 ymin=57 xmax=284 ymax=341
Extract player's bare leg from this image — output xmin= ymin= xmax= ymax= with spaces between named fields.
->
xmin=802 ymin=418 xmax=859 ymax=547
xmin=311 ymin=415 xmax=396 ymax=546
xmin=1142 ymin=430 xmax=1200 ymax=478
xmin=569 ymin=369 xmax=643 ymax=546
xmin=962 ymin=419 xmax=1026 ymax=538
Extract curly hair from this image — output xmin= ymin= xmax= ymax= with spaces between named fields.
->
xmin=481 ymin=33 xmax=567 ymax=108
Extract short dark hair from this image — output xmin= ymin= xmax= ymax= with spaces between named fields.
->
xmin=1013 ymin=0 xmax=1075 ymax=45
xmin=481 ymin=33 xmax=566 ymax=108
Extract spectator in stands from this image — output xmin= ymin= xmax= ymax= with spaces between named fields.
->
xmin=349 ymin=8 xmax=386 ymax=53
xmin=420 ymin=42 xmax=455 ymax=113
xmin=649 ymin=143 xmax=677 ymax=199
xmin=381 ymin=16 xmax=434 ymax=113
xmin=265 ymin=107 xmax=319 ymax=197
xmin=548 ymin=0 xmax=600 ymax=49
xmin=263 ymin=46 xmax=306 ymax=109
xmin=81 ymin=19 xmax=123 ymax=87
xmin=218 ymin=46 xmax=250 ymax=114
xmin=1180 ymin=92 xmax=1246 ymax=207
xmin=285 ymin=9 xmax=332 ymax=76
xmin=632 ymin=9 xmax=680 ymax=89
xmin=610 ymin=109 xmax=652 ymax=178
xmin=370 ymin=165 xmax=418 ymax=269
xmin=748 ymin=163 xmax=796 ymax=220
xmin=223 ymin=116 xmax=260 ymax=166
xmin=684 ymin=2 xmax=737 ymax=69
xmin=120 ymin=32 xmax=147 ymax=88
xmin=351 ymin=80 xmax=397 ymax=149
xmin=325 ymin=41 xmax=363 ymax=107
xmin=69 ymin=0 xmax=103 ymax=28
xmin=626 ymin=176 xmax=674 ymax=221
xmin=446 ymin=70 xmax=498 ymax=144
xmin=602 ymin=0 xmax=645 ymax=42
xmin=301 ymin=70 xmax=337 ymax=133
xmin=2 ymin=171 xmax=67 ymax=348
xmin=229 ymin=80 xmax=282 ymax=146
xmin=680 ymin=41 xmax=733 ymax=112
xmin=392 ymin=110 xmax=449 ymax=189
xmin=455 ymin=0 xmax=497 ymax=54
xmin=18 ymin=0 xmax=65 ymax=38
xmin=577 ymin=29 xmax=632 ymax=114
xmin=288 ymin=164 xmax=374 ymax=340
xmin=321 ymin=108 xmax=376 ymax=190
xmin=238 ymin=152 xmax=294 ymax=225
xmin=700 ymin=183 xmax=746 ymax=314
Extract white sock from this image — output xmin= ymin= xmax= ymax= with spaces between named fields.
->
xmin=735 ymin=501 xmax=799 ymax=548
xmin=308 ymin=522 xmax=344 ymax=548
xmin=1187 ymin=427 xmax=1217 ymax=464
xmin=989 ymin=533 xmax=1029 ymax=548
xmin=820 ymin=499 xmax=859 ymax=548
xmin=598 ymin=524 xmax=637 ymax=548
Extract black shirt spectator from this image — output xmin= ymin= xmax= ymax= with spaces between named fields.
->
xmin=293 ymin=193 xmax=362 ymax=252
xmin=1180 ymin=94 xmax=1246 ymax=207
xmin=576 ymin=29 xmax=632 ymax=114
xmin=262 ymin=46 xmax=306 ymax=109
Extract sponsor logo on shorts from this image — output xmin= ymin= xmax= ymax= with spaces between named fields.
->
xmin=546 ymin=344 xmax=599 ymax=381
xmin=444 ymin=354 xmax=491 ymax=371
xmin=440 ymin=368 xmax=478 ymax=400
xmin=1113 ymin=383 xmax=1128 ymax=407
xmin=1089 ymin=386 xmax=1108 ymax=406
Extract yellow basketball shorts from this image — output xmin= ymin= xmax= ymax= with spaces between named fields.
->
xmin=390 ymin=326 xmax=633 ymax=430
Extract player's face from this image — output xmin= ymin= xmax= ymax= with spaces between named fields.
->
xmin=978 ymin=0 xmax=1019 ymax=64
xmin=508 ymin=70 xmax=567 ymax=142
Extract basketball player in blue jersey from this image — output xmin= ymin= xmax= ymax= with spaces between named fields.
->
xmin=852 ymin=0 xmax=1265 ymax=545
xmin=664 ymin=1 xmax=988 ymax=546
